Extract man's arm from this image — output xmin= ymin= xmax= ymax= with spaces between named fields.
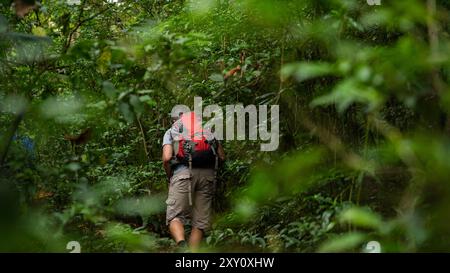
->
xmin=162 ymin=144 xmax=173 ymax=182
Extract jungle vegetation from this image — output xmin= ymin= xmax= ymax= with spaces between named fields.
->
xmin=1 ymin=0 xmax=450 ymax=252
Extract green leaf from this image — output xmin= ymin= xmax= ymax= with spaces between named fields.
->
xmin=339 ymin=207 xmax=383 ymax=230
xmin=209 ymin=73 xmax=224 ymax=82
xmin=139 ymin=95 xmax=156 ymax=107
xmin=137 ymin=89 xmax=154 ymax=95
xmin=119 ymin=102 xmax=134 ymax=123
xmin=65 ymin=162 xmax=81 ymax=172
xmin=40 ymin=96 xmax=82 ymax=123
xmin=281 ymin=62 xmax=335 ymax=82
xmin=102 ymin=81 xmax=117 ymax=99
xmin=310 ymin=79 xmax=383 ymax=113
xmin=115 ymin=196 xmax=165 ymax=217
xmin=187 ymin=0 xmax=216 ymax=15
xmin=32 ymin=26 xmax=47 ymax=37
xmin=0 ymin=15 xmax=7 ymax=33
xmin=0 ymin=94 xmax=28 ymax=114
xmin=129 ymin=95 xmax=144 ymax=117
xmin=318 ymin=232 xmax=366 ymax=253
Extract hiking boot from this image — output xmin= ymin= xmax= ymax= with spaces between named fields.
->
xmin=176 ymin=240 xmax=190 ymax=253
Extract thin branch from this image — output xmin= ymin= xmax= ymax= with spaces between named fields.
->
xmin=0 ymin=112 xmax=25 ymax=166
xmin=426 ymin=0 xmax=445 ymax=94
xmin=62 ymin=5 xmax=111 ymax=53
xmin=137 ymin=117 xmax=150 ymax=161
xmin=34 ymin=9 xmax=41 ymax=26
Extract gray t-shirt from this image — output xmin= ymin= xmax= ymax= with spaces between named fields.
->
xmin=162 ymin=129 xmax=188 ymax=174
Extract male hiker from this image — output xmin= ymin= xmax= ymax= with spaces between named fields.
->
xmin=162 ymin=112 xmax=225 ymax=251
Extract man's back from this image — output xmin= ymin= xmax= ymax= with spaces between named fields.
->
xmin=162 ymin=114 xmax=224 ymax=251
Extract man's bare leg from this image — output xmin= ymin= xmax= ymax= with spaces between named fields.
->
xmin=169 ymin=218 xmax=185 ymax=244
xmin=189 ymin=227 xmax=203 ymax=251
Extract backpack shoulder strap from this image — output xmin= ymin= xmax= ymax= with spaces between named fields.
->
xmin=169 ymin=130 xmax=179 ymax=157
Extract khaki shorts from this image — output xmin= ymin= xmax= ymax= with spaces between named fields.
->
xmin=165 ymin=168 xmax=215 ymax=230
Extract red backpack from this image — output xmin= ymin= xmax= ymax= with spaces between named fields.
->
xmin=170 ymin=112 xmax=218 ymax=169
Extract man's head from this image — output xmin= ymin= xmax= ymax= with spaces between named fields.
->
xmin=170 ymin=104 xmax=190 ymax=124
xmin=171 ymin=112 xmax=183 ymax=124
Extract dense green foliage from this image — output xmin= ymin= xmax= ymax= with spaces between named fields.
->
xmin=1 ymin=0 xmax=450 ymax=252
